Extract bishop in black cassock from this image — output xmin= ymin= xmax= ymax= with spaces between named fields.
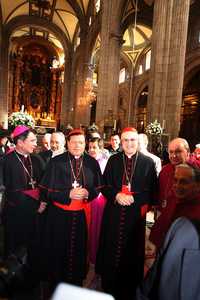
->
xmin=96 ymin=127 xmax=158 ymax=300
xmin=39 ymin=129 xmax=102 ymax=289
xmin=2 ymin=126 xmax=45 ymax=258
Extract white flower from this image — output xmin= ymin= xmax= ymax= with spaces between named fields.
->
xmin=8 ymin=112 xmax=35 ymax=128
xmin=145 ymin=119 xmax=163 ymax=136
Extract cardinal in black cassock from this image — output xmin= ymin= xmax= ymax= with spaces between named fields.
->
xmin=96 ymin=127 xmax=158 ymax=300
xmin=39 ymin=129 xmax=103 ymax=289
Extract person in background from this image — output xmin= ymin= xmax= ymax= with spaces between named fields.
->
xmin=194 ymin=146 xmax=200 ymax=160
xmin=39 ymin=132 xmax=66 ymax=165
xmin=96 ymin=127 xmax=158 ymax=300
xmin=87 ymin=131 xmax=109 ymax=159
xmin=145 ymin=165 xmax=200 ymax=300
xmin=158 ymin=137 xmax=190 ymax=212
xmin=0 ymin=129 xmax=10 ymax=158
xmin=39 ymin=129 xmax=102 ymax=292
xmin=106 ymin=133 xmax=121 ymax=155
xmin=189 ymin=143 xmax=200 ymax=168
xmin=88 ymin=137 xmax=108 ymax=264
xmin=50 ymin=132 xmax=66 ymax=157
xmin=138 ymin=133 xmax=162 ymax=176
xmin=41 ymin=133 xmax=51 ymax=151
xmin=98 ymin=138 xmax=110 ymax=160
xmin=150 ymin=162 xmax=200 ymax=249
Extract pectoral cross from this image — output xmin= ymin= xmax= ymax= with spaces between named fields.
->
xmin=29 ymin=178 xmax=36 ymax=189
xmin=72 ymin=180 xmax=80 ymax=188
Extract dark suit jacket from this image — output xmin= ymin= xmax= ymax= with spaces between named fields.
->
xmin=38 ymin=150 xmax=52 ymax=166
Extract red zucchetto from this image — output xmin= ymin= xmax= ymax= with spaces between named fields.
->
xmin=67 ymin=128 xmax=85 ymax=139
xmin=121 ymin=127 xmax=137 ymax=134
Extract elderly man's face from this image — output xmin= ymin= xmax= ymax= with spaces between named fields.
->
xmin=174 ymin=166 xmax=199 ymax=199
xmin=168 ymin=140 xmax=189 ymax=165
xmin=50 ymin=133 xmax=65 ymax=152
xmin=121 ymin=131 xmax=138 ymax=156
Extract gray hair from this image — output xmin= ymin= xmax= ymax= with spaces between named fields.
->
xmin=51 ymin=131 xmax=66 ymax=145
xmin=168 ymin=138 xmax=190 ymax=152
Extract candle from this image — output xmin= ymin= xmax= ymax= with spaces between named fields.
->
xmin=21 ymin=105 xmax=24 ymax=113
xmin=113 ymin=120 xmax=117 ymax=131
xmin=162 ymin=119 xmax=165 ymax=130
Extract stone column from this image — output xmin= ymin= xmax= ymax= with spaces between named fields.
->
xmin=60 ymin=51 xmax=73 ymax=127
xmin=0 ymin=29 xmax=9 ymax=128
xmin=147 ymin=0 xmax=190 ymax=138
xmin=95 ymin=0 xmax=121 ymax=133
xmin=73 ymin=30 xmax=93 ymax=127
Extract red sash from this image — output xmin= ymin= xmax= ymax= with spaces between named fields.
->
xmin=121 ymin=185 xmax=149 ymax=217
xmin=53 ymin=199 xmax=91 ymax=230
xmin=121 ymin=185 xmax=134 ymax=195
xmin=22 ymin=188 xmax=40 ymax=200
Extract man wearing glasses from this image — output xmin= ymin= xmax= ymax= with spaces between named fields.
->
xmin=96 ymin=127 xmax=158 ymax=300
xmin=150 ymin=137 xmax=194 ymax=249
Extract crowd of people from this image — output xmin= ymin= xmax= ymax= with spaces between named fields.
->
xmin=0 ymin=125 xmax=200 ymax=300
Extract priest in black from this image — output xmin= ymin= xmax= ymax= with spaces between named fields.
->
xmin=2 ymin=125 xmax=45 ymax=257
xmin=38 ymin=131 xmax=66 ymax=166
xmin=96 ymin=127 xmax=158 ymax=300
xmin=39 ymin=129 xmax=102 ymax=289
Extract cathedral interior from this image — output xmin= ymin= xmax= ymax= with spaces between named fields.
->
xmin=0 ymin=0 xmax=199 ymax=148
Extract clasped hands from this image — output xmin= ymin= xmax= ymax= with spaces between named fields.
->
xmin=38 ymin=201 xmax=47 ymax=213
xmin=70 ymin=187 xmax=89 ymax=200
xmin=115 ymin=192 xmax=134 ymax=206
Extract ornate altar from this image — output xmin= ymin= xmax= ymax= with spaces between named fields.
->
xmin=9 ymin=43 xmax=64 ymax=128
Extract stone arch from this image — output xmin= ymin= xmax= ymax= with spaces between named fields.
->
xmin=4 ymin=15 xmax=70 ymax=55
xmin=1 ymin=15 xmax=73 ymax=128
xmin=179 ymin=50 xmax=200 ymax=148
xmin=184 ymin=48 xmax=200 ymax=91
xmin=133 ymin=76 xmax=149 ymax=130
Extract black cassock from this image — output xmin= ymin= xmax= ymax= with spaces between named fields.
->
xmin=39 ymin=151 xmax=102 ymax=286
xmin=2 ymin=151 xmax=44 ymax=256
xmin=96 ymin=151 xmax=158 ymax=300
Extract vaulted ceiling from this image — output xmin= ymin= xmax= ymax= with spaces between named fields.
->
xmin=0 ymin=1 xmax=154 ymax=46
xmin=0 ymin=0 xmax=94 ymax=52
xmin=0 ymin=0 xmax=156 ymax=69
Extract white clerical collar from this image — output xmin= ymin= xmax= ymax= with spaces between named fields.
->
xmin=52 ymin=149 xmax=65 ymax=158
xmin=74 ymin=155 xmax=81 ymax=159
xmin=15 ymin=149 xmax=28 ymax=158
xmin=125 ymin=152 xmax=137 ymax=159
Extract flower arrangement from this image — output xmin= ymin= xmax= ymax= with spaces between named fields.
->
xmin=145 ymin=119 xmax=163 ymax=135
xmin=8 ymin=111 xmax=35 ymax=129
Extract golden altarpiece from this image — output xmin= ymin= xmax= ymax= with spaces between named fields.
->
xmin=8 ymin=43 xmax=64 ymax=129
